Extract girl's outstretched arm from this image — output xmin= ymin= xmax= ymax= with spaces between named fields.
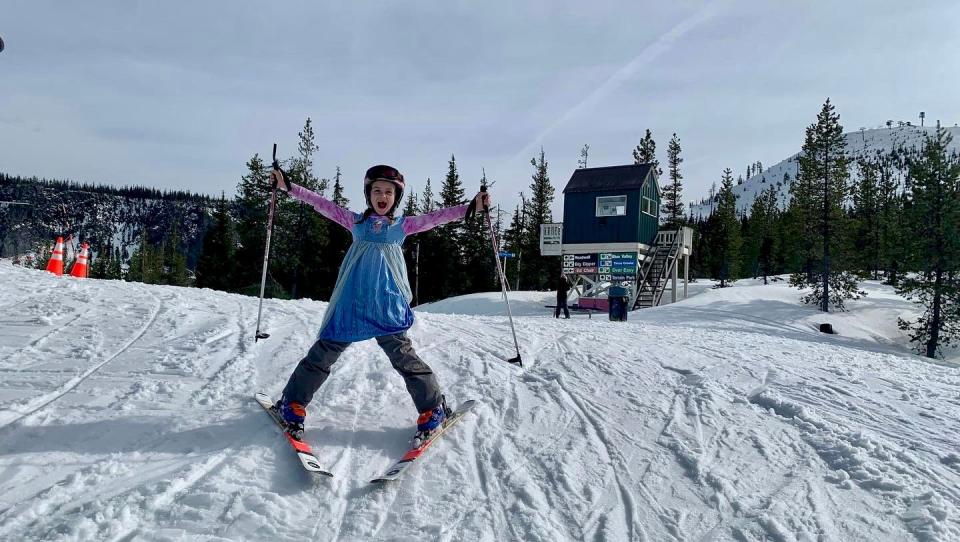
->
xmin=403 ymin=191 xmax=491 ymax=236
xmin=287 ymin=182 xmax=356 ymax=231
xmin=402 ymin=203 xmax=470 ymax=236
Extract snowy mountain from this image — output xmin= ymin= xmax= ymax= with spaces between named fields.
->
xmin=0 ymin=174 xmax=212 ymax=264
xmin=0 ymin=261 xmax=958 ymax=541
xmin=690 ymin=124 xmax=960 ymax=219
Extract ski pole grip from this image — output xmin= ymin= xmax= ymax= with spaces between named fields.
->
xmin=480 ymin=183 xmax=489 ymax=212
xmin=271 ymin=143 xmax=281 ymax=191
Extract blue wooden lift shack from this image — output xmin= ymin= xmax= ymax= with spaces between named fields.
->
xmin=540 ymin=163 xmax=693 ymax=312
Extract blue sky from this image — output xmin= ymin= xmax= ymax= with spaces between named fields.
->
xmin=2 ymin=1 xmax=958 ymax=217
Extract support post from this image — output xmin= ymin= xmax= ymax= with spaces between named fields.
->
xmin=671 ymin=253 xmax=678 ymax=303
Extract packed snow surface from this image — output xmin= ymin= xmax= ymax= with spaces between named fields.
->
xmin=1 ymin=261 xmax=958 ymax=541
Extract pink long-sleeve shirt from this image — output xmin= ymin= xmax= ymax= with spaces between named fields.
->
xmin=287 ymin=182 xmax=470 ymax=341
xmin=289 ymin=183 xmax=469 ymax=235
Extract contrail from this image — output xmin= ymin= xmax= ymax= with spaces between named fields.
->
xmin=512 ymin=3 xmax=727 ymax=163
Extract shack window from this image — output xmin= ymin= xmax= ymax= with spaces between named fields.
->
xmin=596 ymin=195 xmax=627 ymax=217
xmin=642 ymin=196 xmax=658 ymax=217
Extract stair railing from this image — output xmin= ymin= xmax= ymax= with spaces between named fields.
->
xmin=631 ymin=229 xmax=684 ymax=309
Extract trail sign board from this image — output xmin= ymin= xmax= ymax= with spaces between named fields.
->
xmin=562 ymin=253 xmax=598 ymax=274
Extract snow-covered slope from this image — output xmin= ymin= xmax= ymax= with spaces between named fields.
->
xmin=1 ymin=262 xmax=958 ymax=541
xmin=690 ymin=124 xmax=960 ymax=219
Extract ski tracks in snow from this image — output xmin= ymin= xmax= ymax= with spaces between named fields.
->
xmin=2 ymin=264 xmax=959 ymax=541
xmin=0 ymin=276 xmax=326 ymax=541
xmin=0 ymin=282 xmax=264 ymax=541
xmin=0 ymin=280 xmax=163 ymax=428
xmin=421 ymin=316 xmax=651 ymax=541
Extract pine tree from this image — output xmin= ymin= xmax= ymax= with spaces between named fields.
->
xmin=270 ymin=161 xmax=302 ymax=297
xmin=896 ymin=126 xmax=960 ymax=358
xmin=331 ymin=166 xmax=348 ymax=207
xmin=440 ymin=155 xmax=466 ymax=205
xmin=90 ymin=243 xmax=111 ymax=279
xmin=632 ymin=129 xmax=662 ymax=177
xmin=788 ymin=117 xmax=821 ymax=288
xmin=408 ymin=177 xmax=441 ymax=302
xmin=877 ymin=150 xmax=906 ymax=285
xmin=282 ymin=118 xmax=330 ymax=299
xmin=662 ymin=133 xmax=685 ymax=229
xmin=233 ymin=154 xmax=271 ymax=294
xmin=127 ymin=228 xmax=163 ymax=284
xmin=745 ymin=186 xmax=781 ymax=283
xmin=126 ymin=230 xmax=145 ymax=283
xmin=502 ymin=200 xmax=526 ymax=290
xmin=421 ymin=178 xmax=436 ymax=213
xmin=461 ymin=170 xmax=496 ymax=294
xmin=742 ymin=200 xmax=760 ymax=279
xmin=522 ymin=149 xmax=556 ymax=290
xmin=33 ymin=241 xmax=51 ymax=271
xmin=401 ymin=186 xmax=422 ymax=304
xmin=786 ymin=162 xmax=816 ymax=281
xmin=402 ymin=189 xmax=419 ymax=217
xmin=688 ymin=215 xmax=710 ymax=280
xmin=713 ymin=168 xmax=741 ymax=287
xmin=433 ymin=155 xmax=467 ymax=299
xmin=162 ymin=224 xmax=189 ymax=286
xmin=107 ymin=246 xmax=122 ymax=279
xmin=294 ymin=118 xmax=326 ymax=195
xmin=789 ymin=98 xmax=863 ymax=311
xmin=851 ymin=156 xmax=881 ymax=278
xmin=196 ymin=195 xmax=236 ymax=291
xmin=578 ymin=144 xmax=590 ymax=169
xmin=322 ymin=165 xmax=352 ymax=298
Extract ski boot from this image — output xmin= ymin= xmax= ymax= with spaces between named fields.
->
xmin=413 ymin=395 xmax=452 ymax=449
xmin=274 ymin=397 xmax=306 ymax=441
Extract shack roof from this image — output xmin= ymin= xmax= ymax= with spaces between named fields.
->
xmin=562 ymin=164 xmax=659 ymax=196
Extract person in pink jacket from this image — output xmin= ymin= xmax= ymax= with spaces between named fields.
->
xmin=269 ymin=164 xmax=490 ymax=447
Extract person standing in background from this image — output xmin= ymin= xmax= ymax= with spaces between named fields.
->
xmin=555 ymin=272 xmax=570 ymax=319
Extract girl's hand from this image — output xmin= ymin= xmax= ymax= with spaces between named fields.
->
xmin=473 ymin=191 xmax=491 ymax=210
xmin=270 ymin=169 xmax=291 ymax=192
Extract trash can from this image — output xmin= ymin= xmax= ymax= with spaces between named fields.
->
xmin=608 ymin=286 xmax=629 ymax=322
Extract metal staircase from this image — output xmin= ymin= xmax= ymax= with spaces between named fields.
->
xmin=631 ymin=230 xmax=684 ymax=310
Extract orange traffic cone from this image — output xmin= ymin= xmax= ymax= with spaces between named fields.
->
xmin=46 ymin=237 xmax=65 ymax=276
xmin=70 ymin=242 xmax=90 ymax=278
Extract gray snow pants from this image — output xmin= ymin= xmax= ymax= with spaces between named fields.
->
xmin=280 ymin=333 xmax=442 ymax=413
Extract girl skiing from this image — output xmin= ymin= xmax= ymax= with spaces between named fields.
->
xmin=268 ymin=165 xmax=490 ymax=447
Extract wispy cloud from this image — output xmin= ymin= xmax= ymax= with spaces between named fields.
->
xmin=511 ymin=2 xmax=728 ymax=163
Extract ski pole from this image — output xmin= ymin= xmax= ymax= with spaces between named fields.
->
xmin=254 ymin=143 xmax=280 ymax=341
xmin=481 ymin=183 xmax=523 ymax=367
